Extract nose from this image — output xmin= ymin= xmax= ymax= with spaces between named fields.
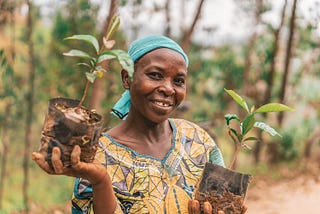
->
xmin=158 ymin=80 xmax=175 ymax=97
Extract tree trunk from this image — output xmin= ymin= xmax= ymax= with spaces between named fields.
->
xmin=180 ymin=0 xmax=205 ymax=53
xmin=304 ymin=128 xmax=320 ymax=159
xmin=254 ymin=0 xmax=288 ymax=164
xmin=89 ymin=0 xmax=119 ymax=113
xmin=0 ymin=104 xmax=11 ymax=210
xmin=23 ymin=0 xmax=36 ymax=212
xmin=277 ymin=0 xmax=298 ymax=126
xmin=242 ymin=0 xmax=263 ymax=97
xmin=164 ymin=0 xmax=171 ymax=37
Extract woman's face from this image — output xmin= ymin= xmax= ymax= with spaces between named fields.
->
xmin=128 ymin=48 xmax=187 ymax=123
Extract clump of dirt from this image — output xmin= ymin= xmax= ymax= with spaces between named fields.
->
xmin=39 ymin=98 xmax=102 ymax=169
xmin=195 ymin=190 xmax=243 ymax=214
xmin=195 ymin=163 xmax=251 ymax=214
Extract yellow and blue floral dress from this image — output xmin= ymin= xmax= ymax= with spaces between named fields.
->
xmin=72 ymin=118 xmax=225 ymax=214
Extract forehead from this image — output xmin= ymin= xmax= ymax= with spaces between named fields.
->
xmin=136 ymin=48 xmax=187 ymax=68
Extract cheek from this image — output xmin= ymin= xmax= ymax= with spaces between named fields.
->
xmin=176 ymin=88 xmax=187 ymax=103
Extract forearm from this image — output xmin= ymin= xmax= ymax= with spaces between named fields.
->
xmin=92 ymin=174 xmax=117 ymax=214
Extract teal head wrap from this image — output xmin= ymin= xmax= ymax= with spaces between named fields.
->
xmin=111 ymin=35 xmax=189 ymax=120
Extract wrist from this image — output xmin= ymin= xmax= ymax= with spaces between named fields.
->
xmin=91 ymin=173 xmax=110 ymax=188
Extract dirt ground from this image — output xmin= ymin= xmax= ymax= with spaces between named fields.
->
xmin=245 ymin=161 xmax=320 ymax=214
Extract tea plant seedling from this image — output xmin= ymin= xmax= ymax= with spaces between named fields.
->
xmin=62 ymin=15 xmax=133 ymax=108
xmin=224 ymin=88 xmax=294 ymax=169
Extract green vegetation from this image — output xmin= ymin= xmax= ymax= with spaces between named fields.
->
xmin=62 ymin=15 xmax=133 ymax=107
xmin=223 ymin=88 xmax=294 ymax=169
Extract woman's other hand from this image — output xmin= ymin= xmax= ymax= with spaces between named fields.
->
xmin=32 ymin=145 xmax=106 ymax=185
xmin=188 ymin=200 xmax=214 ymax=214
xmin=188 ymin=199 xmax=247 ymax=214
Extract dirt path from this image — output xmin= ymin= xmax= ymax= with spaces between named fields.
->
xmin=245 ymin=167 xmax=320 ymax=214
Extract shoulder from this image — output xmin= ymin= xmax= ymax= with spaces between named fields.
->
xmin=170 ymin=118 xmax=203 ymax=129
xmin=170 ymin=118 xmax=209 ymax=137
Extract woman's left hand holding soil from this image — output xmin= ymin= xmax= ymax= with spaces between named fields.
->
xmin=188 ymin=199 xmax=247 ymax=214
xmin=188 ymin=200 xmax=214 ymax=214
xmin=32 ymin=145 xmax=106 ymax=185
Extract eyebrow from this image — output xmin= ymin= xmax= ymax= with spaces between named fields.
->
xmin=147 ymin=65 xmax=187 ymax=75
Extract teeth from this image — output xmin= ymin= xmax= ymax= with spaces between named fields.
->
xmin=154 ymin=101 xmax=170 ymax=107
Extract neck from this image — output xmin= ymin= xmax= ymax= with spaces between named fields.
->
xmin=123 ymin=116 xmax=171 ymax=142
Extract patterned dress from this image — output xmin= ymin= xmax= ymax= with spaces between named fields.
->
xmin=71 ymin=118 xmax=225 ymax=214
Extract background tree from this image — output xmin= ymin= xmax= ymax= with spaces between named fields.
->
xmin=277 ymin=0 xmax=298 ymax=125
xmin=89 ymin=0 xmax=120 ymax=113
xmin=23 ymin=0 xmax=36 ymax=212
xmin=254 ymin=0 xmax=288 ymax=163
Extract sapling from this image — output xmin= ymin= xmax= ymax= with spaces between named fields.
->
xmin=39 ymin=15 xmax=134 ymax=168
xmin=224 ymin=88 xmax=294 ymax=169
xmin=195 ymin=88 xmax=294 ymax=214
xmin=63 ymin=15 xmax=133 ymax=110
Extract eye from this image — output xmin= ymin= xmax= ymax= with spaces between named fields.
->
xmin=147 ymin=72 xmax=162 ymax=80
xmin=174 ymin=77 xmax=185 ymax=86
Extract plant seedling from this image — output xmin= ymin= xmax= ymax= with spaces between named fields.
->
xmin=39 ymin=15 xmax=134 ymax=168
xmin=195 ymin=88 xmax=294 ymax=214
xmin=63 ymin=15 xmax=133 ymax=108
xmin=224 ymin=88 xmax=295 ymax=169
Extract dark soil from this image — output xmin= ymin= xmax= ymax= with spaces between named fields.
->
xmin=39 ymin=98 xmax=102 ymax=168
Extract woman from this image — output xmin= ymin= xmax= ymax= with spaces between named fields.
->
xmin=33 ymin=35 xmax=236 ymax=214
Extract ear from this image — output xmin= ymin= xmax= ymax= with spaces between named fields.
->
xmin=121 ymin=69 xmax=131 ymax=89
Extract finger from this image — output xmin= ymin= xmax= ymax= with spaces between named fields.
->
xmin=203 ymin=201 xmax=212 ymax=214
xmin=192 ymin=200 xmax=200 ymax=214
xmin=218 ymin=211 xmax=225 ymax=214
xmin=51 ymin=147 xmax=64 ymax=174
xmin=241 ymin=205 xmax=248 ymax=214
xmin=32 ymin=152 xmax=52 ymax=174
xmin=188 ymin=200 xmax=200 ymax=214
xmin=188 ymin=200 xmax=193 ymax=214
xmin=71 ymin=145 xmax=81 ymax=169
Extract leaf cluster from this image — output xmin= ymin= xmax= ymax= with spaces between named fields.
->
xmin=61 ymin=15 xmax=134 ymax=107
xmin=224 ymin=88 xmax=294 ymax=149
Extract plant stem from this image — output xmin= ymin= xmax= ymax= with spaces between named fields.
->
xmin=78 ymin=79 xmax=90 ymax=108
xmin=229 ymin=144 xmax=241 ymax=170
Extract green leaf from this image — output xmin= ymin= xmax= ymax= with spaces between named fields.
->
xmin=109 ymin=50 xmax=134 ymax=76
xmin=105 ymin=15 xmax=120 ymax=41
xmin=63 ymin=49 xmax=93 ymax=60
xmin=85 ymin=72 xmax=97 ymax=83
xmin=224 ymin=114 xmax=240 ymax=125
xmin=255 ymin=103 xmax=295 ymax=113
xmin=224 ymin=88 xmax=249 ymax=113
xmin=77 ymin=63 xmax=92 ymax=69
xmin=64 ymin=35 xmax=100 ymax=54
xmin=98 ymin=51 xmax=117 ymax=63
xmin=254 ymin=122 xmax=282 ymax=137
xmin=243 ymin=136 xmax=259 ymax=142
xmin=241 ymin=114 xmax=255 ymax=135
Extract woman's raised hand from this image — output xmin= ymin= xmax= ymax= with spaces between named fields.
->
xmin=32 ymin=145 xmax=107 ymax=185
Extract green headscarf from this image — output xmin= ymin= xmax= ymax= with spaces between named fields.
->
xmin=111 ymin=35 xmax=189 ymax=120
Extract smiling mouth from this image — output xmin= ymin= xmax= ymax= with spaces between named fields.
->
xmin=153 ymin=101 xmax=172 ymax=107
